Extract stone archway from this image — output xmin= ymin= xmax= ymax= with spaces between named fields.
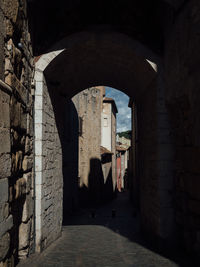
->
xmin=34 ymin=31 xmax=174 ymax=252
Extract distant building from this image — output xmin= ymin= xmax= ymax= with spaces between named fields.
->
xmin=70 ymin=87 xmax=118 ymax=205
xmin=116 ymin=135 xmax=130 ymax=192
xmin=101 ymin=97 xmax=118 ymax=191
xmin=116 ymin=134 xmax=131 ymax=147
xmin=72 ymin=87 xmax=104 ymax=189
xmin=116 ymin=145 xmax=129 ymax=191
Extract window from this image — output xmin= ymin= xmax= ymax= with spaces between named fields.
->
xmin=79 ymin=117 xmax=83 ymax=136
xmin=103 ymin=117 xmax=108 ymax=127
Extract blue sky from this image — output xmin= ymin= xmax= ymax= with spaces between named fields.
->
xmin=105 ymin=87 xmax=131 ymax=132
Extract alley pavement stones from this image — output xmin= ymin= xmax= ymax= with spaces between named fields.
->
xmin=17 ymin=193 xmax=190 ymax=267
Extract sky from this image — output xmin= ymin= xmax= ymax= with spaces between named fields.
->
xmin=105 ymin=87 xmax=131 ymax=132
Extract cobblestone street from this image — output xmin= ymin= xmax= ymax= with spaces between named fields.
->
xmin=18 ymin=192 xmax=196 ymax=267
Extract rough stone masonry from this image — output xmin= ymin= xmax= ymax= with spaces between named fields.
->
xmin=0 ymin=0 xmax=34 ymax=265
xmin=1 ymin=0 xmax=200 ymax=266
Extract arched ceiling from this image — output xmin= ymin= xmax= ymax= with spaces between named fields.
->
xmin=37 ymin=31 xmax=157 ymax=101
xmin=28 ymin=0 xmax=175 ymax=56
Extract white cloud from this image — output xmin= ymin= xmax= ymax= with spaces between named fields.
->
xmin=105 ymin=87 xmax=131 ymax=132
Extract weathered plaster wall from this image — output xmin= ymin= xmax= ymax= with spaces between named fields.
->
xmin=165 ymin=0 xmax=200 ymax=252
xmin=0 ymin=0 xmax=34 ymax=265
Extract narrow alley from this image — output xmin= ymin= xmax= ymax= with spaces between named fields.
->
xmin=18 ymin=192 xmax=194 ymax=267
xmin=2 ymin=1 xmax=200 ymax=266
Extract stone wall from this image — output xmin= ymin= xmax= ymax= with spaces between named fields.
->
xmin=0 ymin=0 xmax=34 ymax=265
xmin=137 ymin=75 xmax=175 ymax=247
xmin=0 ymin=82 xmax=12 ymax=266
xmin=138 ymin=80 xmax=161 ymax=240
xmin=34 ymin=76 xmax=63 ymax=252
xmin=165 ymin=0 xmax=200 ymax=252
xmin=72 ymin=87 xmax=103 ymax=204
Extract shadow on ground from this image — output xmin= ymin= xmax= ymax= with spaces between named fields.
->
xmin=63 ymin=191 xmax=199 ymax=267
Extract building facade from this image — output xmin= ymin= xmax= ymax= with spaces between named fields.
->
xmin=101 ymin=97 xmax=118 ymax=191
xmin=67 ymin=87 xmax=118 ymax=206
xmin=71 ymin=86 xmax=104 ymax=205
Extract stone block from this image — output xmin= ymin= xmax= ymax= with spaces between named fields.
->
xmin=1 ymin=0 xmax=19 ymax=23
xmin=11 ymin=129 xmax=19 ymax=147
xmin=27 ymin=114 xmax=33 ymax=136
xmin=4 ymin=57 xmax=12 ymax=73
xmin=10 ymin=96 xmax=21 ymax=128
xmin=20 ymin=108 xmax=27 ymax=131
xmin=8 ymin=186 xmax=13 ymax=203
xmin=11 ymin=153 xmax=15 ymax=174
xmin=22 ymin=193 xmax=34 ymax=223
xmin=25 ymin=136 xmax=32 ymax=154
xmin=6 ymin=74 xmax=27 ymax=105
xmin=22 ymin=155 xmax=33 ymax=172
xmin=35 ymin=156 xmax=42 ymax=172
xmin=0 ymin=179 xmax=8 ymax=203
xmin=0 ymin=215 xmax=13 ymax=238
xmin=0 ymin=203 xmax=9 ymax=224
xmin=23 ymin=172 xmax=32 ymax=194
xmin=15 ymin=151 xmax=23 ymax=173
xmin=35 ymin=140 xmax=42 ymax=156
xmin=35 ymin=81 xmax=43 ymax=96
xmin=18 ymin=247 xmax=29 ymax=260
xmin=15 ymin=177 xmax=26 ymax=199
xmin=34 ymin=109 xmax=43 ymax=124
xmin=35 ymin=95 xmax=43 ymax=110
xmin=0 ymin=128 xmax=10 ymax=154
xmin=0 ymin=91 xmax=10 ymax=128
xmin=18 ymin=220 xmax=31 ymax=250
xmin=5 ymin=19 xmax=13 ymax=38
xmin=44 ymin=197 xmax=53 ymax=211
xmin=0 ymin=233 xmax=10 ymax=262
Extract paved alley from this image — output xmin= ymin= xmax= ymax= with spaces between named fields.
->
xmin=18 ymin=192 xmax=195 ymax=267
